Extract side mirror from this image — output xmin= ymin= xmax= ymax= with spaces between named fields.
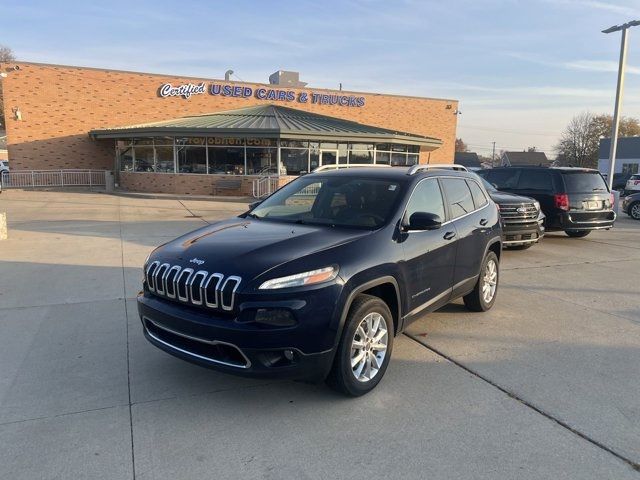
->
xmin=406 ymin=212 xmax=442 ymax=231
xmin=248 ymin=200 xmax=262 ymax=210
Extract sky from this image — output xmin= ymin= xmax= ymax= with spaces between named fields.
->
xmin=2 ymin=0 xmax=640 ymax=158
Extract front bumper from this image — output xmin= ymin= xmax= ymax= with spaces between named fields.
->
xmin=137 ymin=290 xmax=339 ymax=380
xmin=501 ymin=219 xmax=545 ymax=246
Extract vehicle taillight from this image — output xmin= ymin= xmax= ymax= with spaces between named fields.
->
xmin=610 ymin=193 xmax=615 ymax=207
xmin=554 ymin=193 xmax=570 ymax=211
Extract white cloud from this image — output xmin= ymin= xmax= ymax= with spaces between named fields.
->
xmin=564 ymin=60 xmax=640 ymax=75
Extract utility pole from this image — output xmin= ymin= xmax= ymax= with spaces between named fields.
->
xmin=491 ymin=141 xmax=496 ymax=167
xmin=602 ymin=20 xmax=640 ymax=190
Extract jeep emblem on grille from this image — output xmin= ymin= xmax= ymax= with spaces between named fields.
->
xmin=189 ymin=258 xmax=205 ymax=265
xmin=516 ymin=207 xmax=527 ymax=214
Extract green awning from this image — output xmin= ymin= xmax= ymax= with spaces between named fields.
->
xmin=89 ymin=104 xmax=442 ymax=148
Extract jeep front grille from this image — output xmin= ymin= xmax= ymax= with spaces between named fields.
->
xmin=499 ymin=203 xmax=538 ymax=223
xmin=145 ymin=261 xmax=241 ymax=311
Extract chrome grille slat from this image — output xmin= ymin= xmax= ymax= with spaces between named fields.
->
xmin=189 ymin=270 xmax=208 ymax=305
xmin=155 ymin=263 xmax=170 ymax=295
xmin=146 ymin=261 xmax=160 ymax=292
xmin=165 ymin=265 xmax=181 ymax=299
xmin=220 ymin=276 xmax=241 ymax=311
xmin=145 ymin=263 xmax=240 ymax=312
xmin=499 ymin=203 xmax=538 ymax=221
xmin=204 ymin=273 xmax=224 ymax=308
xmin=176 ymin=268 xmax=194 ymax=302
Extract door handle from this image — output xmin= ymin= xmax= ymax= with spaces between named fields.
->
xmin=479 ymin=218 xmax=488 ymax=226
xmin=443 ymin=231 xmax=456 ymax=240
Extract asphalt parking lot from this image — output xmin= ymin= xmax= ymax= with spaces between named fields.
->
xmin=0 ymin=189 xmax=639 ymax=480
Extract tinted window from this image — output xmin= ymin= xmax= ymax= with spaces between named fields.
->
xmin=405 ymin=178 xmax=446 ymax=222
xmin=467 ymin=180 xmax=488 ymax=208
xmin=487 ymin=169 xmax=520 ymax=189
xmin=517 ymin=170 xmax=553 ymax=190
xmin=561 ymin=171 xmax=608 ymax=193
xmin=442 ymin=178 xmax=475 ymax=219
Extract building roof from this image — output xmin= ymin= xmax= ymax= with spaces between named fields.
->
xmin=89 ymin=104 xmax=443 ymax=148
xmin=454 ymin=151 xmax=481 ymax=168
xmin=599 ymin=136 xmax=640 ymax=159
xmin=502 ymin=151 xmax=550 ymax=166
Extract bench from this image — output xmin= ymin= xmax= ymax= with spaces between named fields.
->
xmin=214 ymin=178 xmax=243 ymax=195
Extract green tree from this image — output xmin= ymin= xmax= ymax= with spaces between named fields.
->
xmin=0 ymin=45 xmax=16 ymax=130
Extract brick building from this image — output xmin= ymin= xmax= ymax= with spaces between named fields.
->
xmin=0 ymin=62 xmax=459 ymax=195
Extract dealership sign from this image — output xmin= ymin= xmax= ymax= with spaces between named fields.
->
xmin=158 ymin=82 xmax=365 ymax=107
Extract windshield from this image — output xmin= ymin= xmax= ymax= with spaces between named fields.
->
xmin=248 ymin=176 xmax=404 ymax=228
xmin=561 ymin=171 xmax=608 ymax=193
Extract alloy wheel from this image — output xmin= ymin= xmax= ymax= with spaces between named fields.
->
xmin=632 ymin=203 xmax=640 ymax=220
xmin=350 ymin=312 xmax=388 ymax=382
xmin=482 ymin=258 xmax=498 ymax=303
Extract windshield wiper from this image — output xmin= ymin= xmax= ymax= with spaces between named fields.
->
xmin=246 ymin=213 xmax=262 ymax=220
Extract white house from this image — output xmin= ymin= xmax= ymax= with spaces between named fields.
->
xmin=599 ymin=137 xmax=640 ymax=176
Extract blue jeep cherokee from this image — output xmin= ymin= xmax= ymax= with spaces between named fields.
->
xmin=138 ymin=165 xmax=502 ymax=396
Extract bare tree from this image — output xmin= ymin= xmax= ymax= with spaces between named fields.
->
xmin=555 ymin=112 xmax=599 ymax=168
xmin=0 ymin=45 xmax=16 ymax=129
xmin=455 ymin=138 xmax=468 ymax=152
xmin=556 ymin=112 xmax=640 ymax=168
xmin=0 ymin=45 xmax=15 ymax=62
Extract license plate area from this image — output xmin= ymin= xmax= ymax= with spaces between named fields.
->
xmin=585 ymin=200 xmax=601 ymax=210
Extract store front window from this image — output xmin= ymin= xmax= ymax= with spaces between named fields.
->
xmin=209 ymin=146 xmax=244 ymax=174
xmin=115 ymin=137 xmax=423 ymax=175
xmin=247 ymin=147 xmax=278 ymax=175
xmin=282 ymin=148 xmax=309 ymax=175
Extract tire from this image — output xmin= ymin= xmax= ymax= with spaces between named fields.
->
xmin=326 ymin=294 xmax=394 ymax=397
xmin=629 ymin=202 xmax=640 ymax=220
xmin=565 ymin=230 xmax=591 ymax=238
xmin=463 ymin=251 xmax=499 ymax=312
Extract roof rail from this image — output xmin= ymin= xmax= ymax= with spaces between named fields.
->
xmin=407 ymin=164 xmax=468 ymax=175
xmin=312 ymin=164 xmax=392 ymax=173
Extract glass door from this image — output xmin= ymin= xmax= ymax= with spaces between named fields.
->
xmin=320 ymin=150 xmax=339 ymax=167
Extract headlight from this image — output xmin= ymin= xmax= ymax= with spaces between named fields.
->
xmin=259 ymin=266 xmax=339 ymax=290
xmin=533 ymin=200 xmax=540 ymax=212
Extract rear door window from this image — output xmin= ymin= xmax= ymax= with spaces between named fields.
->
xmin=441 ymin=178 xmax=475 ymax=219
xmin=561 ymin=171 xmax=608 ymax=193
xmin=517 ymin=170 xmax=553 ymax=191
xmin=486 ymin=169 xmax=520 ymax=189
xmin=466 ymin=180 xmax=488 ymax=208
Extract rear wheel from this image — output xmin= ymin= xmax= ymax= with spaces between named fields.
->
xmin=326 ymin=294 xmax=394 ymax=396
xmin=463 ymin=251 xmax=499 ymax=312
xmin=629 ymin=202 xmax=640 ymax=220
xmin=565 ymin=230 xmax=591 ymax=238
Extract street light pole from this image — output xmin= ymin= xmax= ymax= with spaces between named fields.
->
xmin=603 ymin=20 xmax=640 ymax=191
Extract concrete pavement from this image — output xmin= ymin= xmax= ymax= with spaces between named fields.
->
xmin=0 ymin=190 xmax=638 ymax=479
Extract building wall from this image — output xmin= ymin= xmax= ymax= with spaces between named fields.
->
xmin=1 ymin=62 xmax=458 ymax=192
xmin=0 ymin=150 xmax=7 ymax=161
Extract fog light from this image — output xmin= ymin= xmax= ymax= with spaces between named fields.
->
xmin=254 ymin=309 xmax=297 ymax=327
xmin=284 ymin=349 xmax=294 ymax=361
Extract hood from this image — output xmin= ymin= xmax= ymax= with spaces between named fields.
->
xmin=488 ymin=190 xmax=536 ymax=205
xmin=150 ymin=217 xmax=371 ymax=282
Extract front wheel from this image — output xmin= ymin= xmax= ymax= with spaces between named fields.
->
xmin=565 ymin=230 xmax=591 ymax=238
xmin=463 ymin=251 xmax=499 ymax=312
xmin=629 ymin=202 xmax=640 ymax=220
xmin=326 ymin=294 xmax=394 ymax=396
